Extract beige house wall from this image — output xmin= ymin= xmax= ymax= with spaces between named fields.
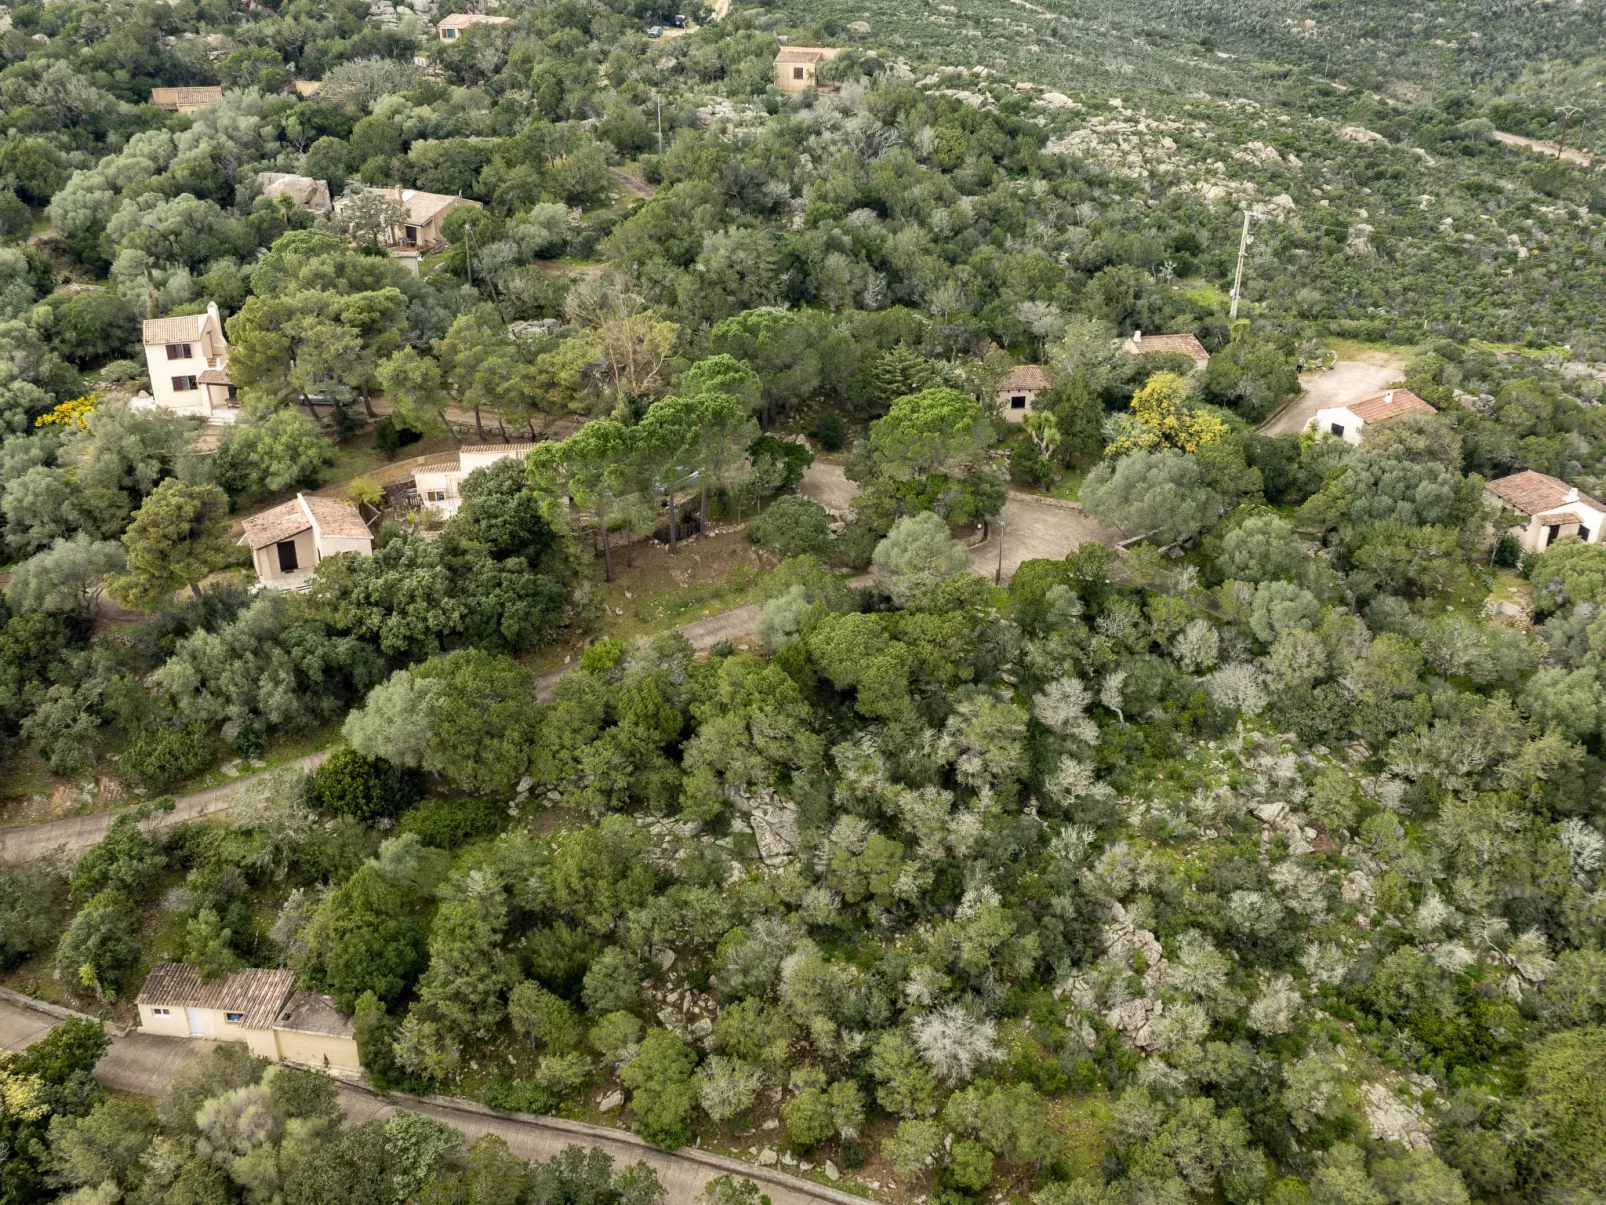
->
xmin=137 ymin=1004 xmax=194 ymax=1039
xmin=1311 ymin=406 xmax=1366 ymax=445
xmin=273 ymin=1028 xmax=362 ymax=1072
xmin=998 ymin=387 xmax=1040 ymax=423
xmin=145 ymin=307 xmax=230 ymax=419
xmin=251 ymin=528 xmax=317 ymax=583
xmin=315 ymin=535 xmax=374 ymax=559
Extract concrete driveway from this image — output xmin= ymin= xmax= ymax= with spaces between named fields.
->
xmin=1259 ymin=354 xmax=1408 ymax=436
xmin=1 ymin=997 xmax=869 ymax=1205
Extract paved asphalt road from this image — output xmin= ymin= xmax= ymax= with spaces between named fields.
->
xmin=0 ymin=751 xmax=331 ymax=865
xmin=0 ymin=999 xmax=865 ymax=1205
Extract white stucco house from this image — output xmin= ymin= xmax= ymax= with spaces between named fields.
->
xmin=773 ymin=46 xmax=840 ymax=93
xmin=1122 ymin=331 xmax=1211 ymax=372
xmin=1310 ymin=388 xmax=1435 ymax=445
xmin=412 ymin=442 xmax=532 ymax=517
xmin=997 ymin=365 xmax=1051 ymax=423
xmin=238 ymin=493 xmax=375 ymax=590
xmin=136 ymin=963 xmax=361 ymax=1075
xmin=336 ymin=185 xmax=482 ymax=273
xmin=1485 ymin=470 xmax=1606 ymax=553
xmin=135 ymin=303 xmax=237 ymax=425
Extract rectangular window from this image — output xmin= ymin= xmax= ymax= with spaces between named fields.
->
xmin=225 ymin=1012 xmax=245 ymax=1024
xmin=445 ymin=27 xmax=456 ymax=37
xmin=172 ymin=376 xmax=198 ymax=392
xmin=426 ymin=490 xmax=446 ymax=502
xmin=152 ymin=1008 xmax=170 ymax=1016
xmin=404 ymin=225 xmax=420 ymax=244
xmin=793 ymin=67 xmax=804 ymax=80
xmin=1545 ymin=524 xmax=1561 ymax=547
xmin=1011 ymin=396 xmax=1027 ymax=410
xmin=1330 ymin=422 xmax=1344 ymax=437
xmin=1582 ymin=527 xmax=1593 ymax=543
xmin=167 ymin=343 xmax=192 ymax=360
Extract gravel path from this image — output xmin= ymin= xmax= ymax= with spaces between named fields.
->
xmin=0 ymin=998 xmax=869 ymax=1205
xmin=1258 ymin=356 xmax=1408 ymax=436
xmin=0 ymin=752 xmax=330 ymax=865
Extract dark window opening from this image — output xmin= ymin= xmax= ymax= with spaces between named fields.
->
xmin=277 ymin=540 xmax=299 ymax=573
xmin=1330 ymin=422 xmax=1344 ymax=437
xmin=172 ymin=376 xmax=198 ymax=392
xmin=1010 ymin=395 xmax=1027 ymax=410
xmin=1545 ymin=524 xmax=1561 ymax=547
xmin=793 ymin=67 xmax=804 ymax=79
xmin=167 ymin=343 xmax=192 ymax=360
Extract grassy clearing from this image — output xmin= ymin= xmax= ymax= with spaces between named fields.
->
xmin=522 ymin=528 xmax=773 ymax=672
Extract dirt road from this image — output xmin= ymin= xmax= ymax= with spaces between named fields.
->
xmin=0 ymin=753 xmax=329 ymax=864
xmin=1258 ymin=354 xmax=1408 ymax=437
xmin=970 ymin=494 xmax=1121 ymax=580
xmin=801 ymin=462 xmax=1119 ymax=579
xmin=0 ymin=998 xmax=871 ymax=1205
xmin=1492 ymin=130 xmax=1593 ymax=167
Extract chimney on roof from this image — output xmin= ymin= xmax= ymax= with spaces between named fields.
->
xmin=1565 ymin=487 xmax=1579 ymax=503
xmin=1384 ymin=390 xmax=1393 ymax=403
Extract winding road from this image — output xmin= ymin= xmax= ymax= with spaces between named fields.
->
xmin=0 ymin=997 xmax=872 ymax=1205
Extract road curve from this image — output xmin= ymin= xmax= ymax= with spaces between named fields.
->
xmin=0 ymin=752 xmax=331 ymax=865
xmin=0 ymin=998 xmax=870 ymax=1205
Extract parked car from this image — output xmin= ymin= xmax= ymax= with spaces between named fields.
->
xmin=647 ymin=24 xmax=662 ymax=36
xmin=672 ymin=14 xmax=687 ymax=26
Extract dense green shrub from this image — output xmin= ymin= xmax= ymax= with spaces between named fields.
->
xmin=121 ymin=724 xmax=216 ymax=790
xmin=810 ymin=412 xmax=847 ymax=451
xmin=396 ymin=797 xmax=507 ymax=849
xmin=313 ymin=748 xmax=424 ymax=823
xmin=747 ymin=496 xmax=832 ymax=558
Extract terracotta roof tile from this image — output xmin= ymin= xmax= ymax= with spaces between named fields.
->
xmin=775 ymin=47 xmax=838 ymax=63
xmin=142 ymin=315 xmax=206 ymax=346
xmin=1128 ymin=332 xmax=1209 ymax=361
xmin=1346 ymin=388 xmax=1436 ymax=424
xmin=1003 ymin=365 xmax=1051 ymax=391
xmin=239 ymin=499 xmax=311 ymax=550
xmin=1487 ymin=469 xmax=1605 ymax=515
xmin=414 ymin=453 xmax=461 ymax=472
xmin=461 ymin=443 xmax=534 ymax=456
xmin=137 ymin=964 xmax=295 ymax=1030
xmin=302 ymin=494 xmax=373 ymax=540
xmin=198 ymin=369 xmax=231 ymax=385
xmin=438 ymin=12 xmax=513 ymax=27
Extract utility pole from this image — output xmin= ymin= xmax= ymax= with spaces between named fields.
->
xmin=995 ymin=517 xmax=1006 ymax=585
xmin=655 ymin=92 xmax=663 ymax=155
xmin=464 ymin=221 xmax=473 ymax=289
xmin=1228 ymin=209 xmax=1253 ymax=322
xmin=1556 ymin=105 xmax=1583 ymax=158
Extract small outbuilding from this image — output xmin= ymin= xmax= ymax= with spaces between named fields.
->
xmin=1122 ymin=330 xmax=1210 ymax=372
xmin=438 ymin=12 xmax=514 ymax=39
xmin=998 ymin=364 xmax=1051 ymax=423
xmin=239 ymin=493 xmax=375 ymax=590
xmin=150 ymin=86 xmax=223 ymax=114
xmin=1311 ymin=388 xmax=1435 ymax=445
xmin=773 ymin=46 xmax=840 ymax=93
xmin=1486 ymin=469 xmax=1606 ymax=554
xmin=136 ymin=963 xmax=361 ymax=1075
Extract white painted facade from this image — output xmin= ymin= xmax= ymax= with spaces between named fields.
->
xmin=135 ymin=302 xmax=238 ymax=425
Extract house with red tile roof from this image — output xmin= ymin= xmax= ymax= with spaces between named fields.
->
xmin=1311 ymin=388 xmax=1435 ymax=445
xmin=238 ymin=493 xmax=375 ymax=590
xmin=997 ymin=364 xmax=1051 ymax=423
xmin=1486 ymin=469 xmax=1606 ymax=553
xmin=1122 ymin=330 xmax=1210 ymax=371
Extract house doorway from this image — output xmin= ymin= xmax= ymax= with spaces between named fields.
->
xmin=186 ymin=1008 xmax=206 ymax=1038
xmin=277 ymin=541 xmax=299 ymax=573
